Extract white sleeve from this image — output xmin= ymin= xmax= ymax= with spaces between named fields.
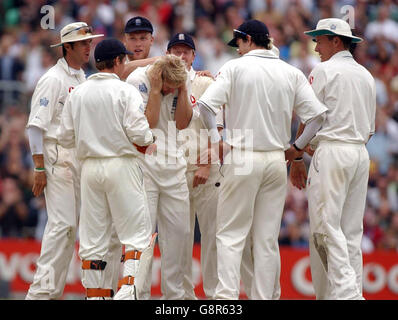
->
xmin=123 ymin=88 xmax=154 ymax=146
xmin=370 ymin=79 xmax=376 ymax=136
xmin=293 ymin=69 xmax=327 ymax=124
xmin=57 ymin=93 xmax=76 ymax=148
xmin=187 ymin=76 xmax=200 ymax=124
xmin=27 ymin=75 xmax=62 ymax=131
xmin=198 ymin=63 xmax=232 ymax=115
xmin=294 ymin=113 xmax=326 ymax=150
xmin=190 ymin=75 xmax=215 ymax=125
xmin=126 ymin=70 xmax=149 ymax=112
xmin=216 ymin=108 xmax=224 ymax=128
xmin=198 ymin=102 xmax=221 ymax=143
xmin=27 ymin=126 xmax=44 ymax=155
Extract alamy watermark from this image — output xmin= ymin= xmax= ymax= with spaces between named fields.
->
xmin=40 ymin=5 xmax=55 ymax=30
xmin=141 ymin=122 xmax=256 ymax=176
xmin=39 ymin=4 xmax=357 ymax=31
xmin=341 ymin=5 xmax=355 ymax=29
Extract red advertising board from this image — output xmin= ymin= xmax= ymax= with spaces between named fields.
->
xmin=0 ymin=239 xmax=397 ymax=299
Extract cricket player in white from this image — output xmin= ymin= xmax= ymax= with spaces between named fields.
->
xmin=99 ymin=16 xmax=159 ymax=296
xmin=126 ymin=54 xmax=196 ymax=299
xmin=121 ymin=16 xmax=159 ymax=79
xmin=290 ymin=18 xmax=376 ymax=300
xmin=57 ymin=38 xmax=155 ymax=300
xmin=183 ymin=77 xmax=222 ymax=299
xmin=166 ymin=33 xmax=222 ymax=299
xmin=197 ymin=20 xmax=327 ymax=300
xmin=25 ymin=22 xmax=103 ymax=300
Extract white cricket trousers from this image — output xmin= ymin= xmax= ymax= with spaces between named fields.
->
xmin=214 ymin=150 xmax=287 ymax=300
xmin=307 ymin=141 xmax=369 ymax=300
xmin=26 ymin=141 xmax=80 ymax=300
xmin=183 ymin=165 xmax=220 ymax=299
xmin=139 ymin=169 xmax=190 ymax=300
xmin=78 ymin=156 xmax=151 ymax=292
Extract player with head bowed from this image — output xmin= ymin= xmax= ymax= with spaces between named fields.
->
xmin=126 ymin=53 xmax=196 ymax=299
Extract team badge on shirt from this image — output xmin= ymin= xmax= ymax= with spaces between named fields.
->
xmin=39 ymin=97 xmax=49 ymax=107
xmin=139 ymin=83 xmax=148 ymax=93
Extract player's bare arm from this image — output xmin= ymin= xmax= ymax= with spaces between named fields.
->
xmin=196 ymin=70 xmax=215 ymax=80
xmin=193 ymin=136 xmax=212 ymax=187
xmin=145 ymin=66 xmax=163 ymax=128
xmin=32 ymin=154 xmax=47 ymax=197
xmin=289 ymin=121 xmax=308 ymax=190
xmin=192 ymin=166 xmax=211 ymax=188
xmin=121 ymin=56 xmax=160 ymax=80
xmin=174 ymin=82 xmax=193 ymax=130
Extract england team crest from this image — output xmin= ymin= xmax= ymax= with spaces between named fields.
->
xmin=139 ymin=83 xmax=148 ymax=93
xmin=39 ymin=97 xmax=49 ymax=107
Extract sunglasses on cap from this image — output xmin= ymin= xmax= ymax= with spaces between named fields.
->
xmin=233 ymin=29 xmax=248 ymax=38
xmin=62 ymin=25 xmax=93 ymax=38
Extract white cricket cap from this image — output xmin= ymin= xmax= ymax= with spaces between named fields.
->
xmin=304 ymin=18 xmax=363 ymax=43
xmin=50 ymin=22 xmax=104 ymax=47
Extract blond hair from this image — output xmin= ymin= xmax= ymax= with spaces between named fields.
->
xmin=152 ymin=54 xmax=187 ymax=86
xmin=191 ymin=75 xmax=214 ymax=99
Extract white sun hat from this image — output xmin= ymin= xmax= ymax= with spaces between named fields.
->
xmin=50 ymin=22 xmax=104 ymax=48
xmin=304 ymin=18 xmax=363 ymax=43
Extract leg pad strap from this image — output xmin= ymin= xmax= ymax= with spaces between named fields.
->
xmin=118 ymin=276 xmax=135 ymax=289
xmin=82 ymin=260 xmax=107 ymax=270
xmin=86 ymin=288 xmax=114 ymax=298
xmin=121 ymin=250 xmax=142 ymax=263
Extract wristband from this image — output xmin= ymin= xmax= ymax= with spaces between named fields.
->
xmin=34 ymin=167 xmax=45 ymax=172
xmin=293 ymin=143 xmax=302 ymax=152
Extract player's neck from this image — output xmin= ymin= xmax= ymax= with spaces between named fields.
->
xmin=249 ymin=44 xmax=267 ymax=51
xmin=65 ymin=55 xmax=83 ymax=71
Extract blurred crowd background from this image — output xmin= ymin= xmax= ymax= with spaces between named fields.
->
xmin=0 ymin=0 xmax=397 ymax=252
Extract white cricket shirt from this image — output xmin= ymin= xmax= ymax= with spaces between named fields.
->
xmin=180 ymin=71 xmax=223 ymax=171
xmin=308 ymin=50 xmax=376 ymax=145
xmin=199 ymin=49 xmax=327 ymax=151
xmin=57 ymin=72 xmax=153 ymax=160
xmin=27 ymin=58 xmax=86 ymax=141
